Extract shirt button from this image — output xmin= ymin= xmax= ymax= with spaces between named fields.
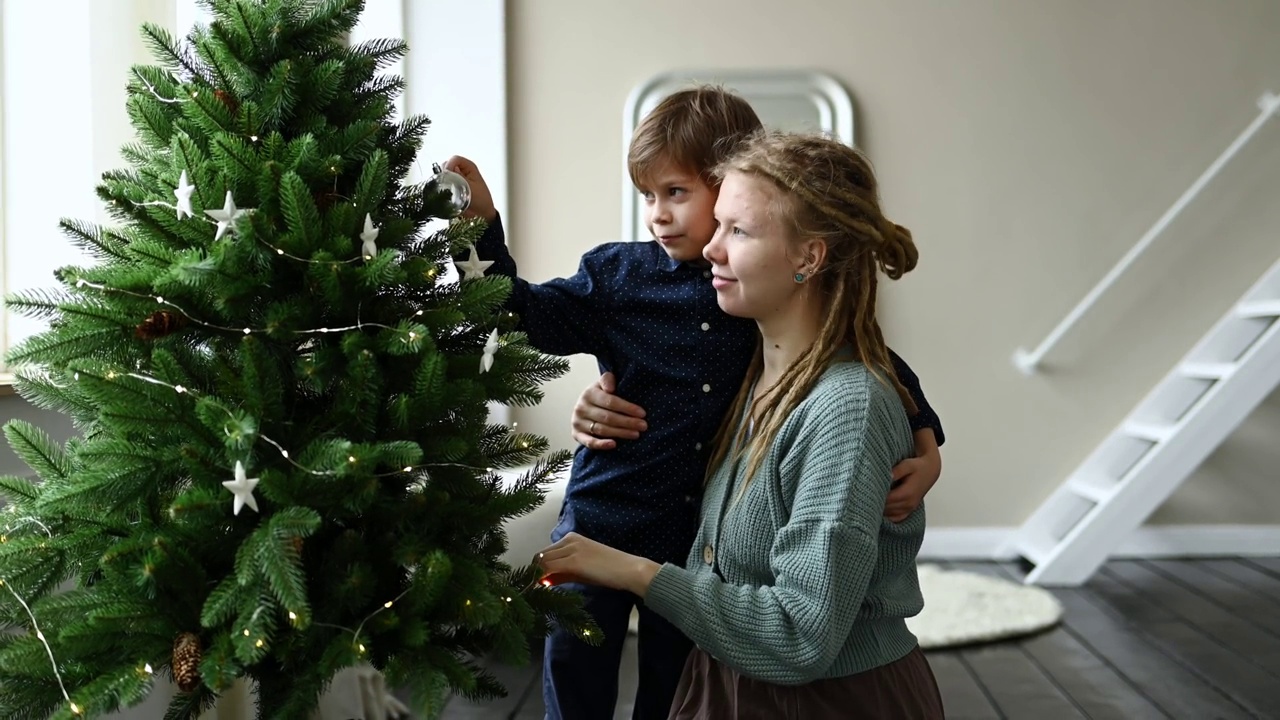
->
xmin=702 ymin=384 xmax=711 ymax=393
xmin=701 ymin=322 xmax=710 ymax=331
xmin=703 ymin=270 xmax=712 ymax=279
xmin=703 ymin=545 xmax=715 ymax=565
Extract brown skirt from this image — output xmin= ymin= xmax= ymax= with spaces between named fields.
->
xmin=668 ymin=645 xmax=945 ymax=720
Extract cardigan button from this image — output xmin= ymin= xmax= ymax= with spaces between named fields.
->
xmin=702 ymin=544 xmax=715 ymax=565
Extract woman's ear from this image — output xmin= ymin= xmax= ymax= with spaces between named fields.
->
xmin=798 ymin=237 xmax=828 ymax=275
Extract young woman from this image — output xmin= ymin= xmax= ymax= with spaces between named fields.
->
xmin=538 ymin=131 xmax=945 ymax=719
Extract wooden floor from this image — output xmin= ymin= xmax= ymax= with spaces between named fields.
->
xmin=437 ymin=558 xmax=1280 ymax=719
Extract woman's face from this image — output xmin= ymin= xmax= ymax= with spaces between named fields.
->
xmin=704 ymin=171 xmax=802 ymax=321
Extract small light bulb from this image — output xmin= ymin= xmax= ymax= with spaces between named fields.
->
xmin=243 ymin=328 xmax=251 ymax=334
xmin=408 ymin=332 xmax=417 ymax=339
xmin=70 ymin=702 xmax=82 ymax=715
xmin=384 ymin=601 xmax=393 ymax=609
xmin=36 ymin=631 xmax=44 ymax=641
xmin=74 ymin=372 xmax=80 ymax=380
xmin=465 ymin=599 xmax=472 ymax=606
xmin=144 ymin=663 xmax=153 ymax=674
xmin=191 ymin=91 xmax=198 ymax=98
xmin=156 ymin=296 xmax=164 ymax=304
xmin=255 ymin=639 xmax=264 ymax=648
xmin=348 ymin=456 xmax=356 ymax=463
xmin=358 ymin=643 xmax=366 ymax=653
xmin=250 ymin=135 xmax=259 ymax=142
xmin=403 ymin=466 xmax=412 ymax=472
xmin=243 ymin=629 xmax=250 ymax=637
xmin=288 ymin=611 xmax=297 ymax=621
xmin=277 ymin=248 xmax=284 ymax=255
xmin=281 ymin=450 xmax=289 ymax=458
xmin=415 ymin=310 xmax=424 ymax=316
xmin=175 ymin=385 xmax=186 ymax=394
xmin=583 ymin=630 xmax=592 ymax=637
xmin=107 ymin=372 xmax=117 ymax=380
xmin=505 ymin=596 xmax=512 ymax=603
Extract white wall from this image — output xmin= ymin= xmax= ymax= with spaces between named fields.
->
xmin=505 ymin=0 xmax=1280 ymax=531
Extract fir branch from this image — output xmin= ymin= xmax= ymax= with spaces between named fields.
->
xmin=200 ymin=576 xmax=247 ymax=628
xmin=228 ymin=0 xmax=264 ymax=61
xmin=456 ymin=275 xmax=513 ymax=319
xmin=348 ymin=38 xmax=409 ymax=73
xmin=231 ymin=590 xmax=278 ymax=664
xmin=127 ymin=94 xmax=178 ymax=151
xmin=0 ymin=475 xmax=40 ymax=504
xmin=4 ymin=289 xmax=68 ymax=323
xmin=256 ymin=507 xmax=319 ymax=617
xmin=278 ymin=170 xmax=322 ymax=245
xmin=9 ymin=371 xmax=98 ymax=428
xmin=294 ymin=0 xmax=363 ymax=47
xmin=140 ymin=23 xmax=205 ymax=81
xmin=353 ymin=149 xmax=389 ymax=213
xmin=173 ymin=133 xmax=217 ymax=212
xmin=300 ymin=59 xmax=343 ymax=113
xmin=2 ymin=421 xmax=72 ymax=484
xmin=58 ymin=219 xmax=130 ymax=262
xmin=326 ymin=121 xmax=381 ymax=165
xmin=162 ymin=683 xmax=216 ymax=720
xmin=210 ymin=133 xmax=259 ymax=182
xmin=259 ymin=59 xmax=299 ymax=126
xmin=479 ymin=428 xmax=550 ymax=473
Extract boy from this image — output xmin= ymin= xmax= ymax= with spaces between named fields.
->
xmin=444 ymin=85 xmax=944 ymax=719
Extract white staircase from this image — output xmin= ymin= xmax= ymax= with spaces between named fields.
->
xmin=1009 ymin=256 xmax=1280 ymax=585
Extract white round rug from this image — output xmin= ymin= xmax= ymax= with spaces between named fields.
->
xmin=906 ymin=564 xmax=1063 ymax=649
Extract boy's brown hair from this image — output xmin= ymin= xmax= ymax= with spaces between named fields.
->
xmin=627 ymin=84 xmax=763 ymax=189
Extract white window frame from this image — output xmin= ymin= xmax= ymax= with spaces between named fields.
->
xmin=1 ymin=0 xmax=99 ymax=385
xmin=2 ymin=2 xmax=507 ymax=393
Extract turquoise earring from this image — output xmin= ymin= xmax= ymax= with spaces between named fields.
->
xmin=793 ymin=272 xmax=806 ymax=284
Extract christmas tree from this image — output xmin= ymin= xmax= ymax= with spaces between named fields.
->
xmin=0 ymin=1 xmax=594 ymax=717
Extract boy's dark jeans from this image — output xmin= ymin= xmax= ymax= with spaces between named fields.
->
xmin=543 ymin=582 xmax=694 ymax=719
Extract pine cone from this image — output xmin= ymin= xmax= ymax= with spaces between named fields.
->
xmin=213 ymin=89 xmax=239 ymax=114
xmin=135 ymin=310 xmax=187 ymax=340
xmin=173 ymin=632 xmax=203 ymax=692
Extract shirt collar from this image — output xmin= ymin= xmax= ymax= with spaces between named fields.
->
xmin=660 ymin=253 xmax=712 ymax=274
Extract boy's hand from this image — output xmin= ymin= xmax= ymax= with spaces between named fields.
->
xmin=441 ymin=155 xmax=497 ymax=222
xmin=571 ymin=372 xmax=647 ymax=451
xmin=885 ymin=429 xmax=942 ymax=522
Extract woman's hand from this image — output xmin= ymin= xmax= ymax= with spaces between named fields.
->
xmin=537 ymin=532 xmax=660 ymax=598
xmin=571 ymin=372 xmax=648 ymax=451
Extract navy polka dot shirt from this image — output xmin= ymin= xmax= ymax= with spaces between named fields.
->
xmin=473 ymin=216 xmax=944 ymax=566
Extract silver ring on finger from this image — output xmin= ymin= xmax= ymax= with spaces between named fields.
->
xmin=589 ymin=421 xmax=597 ymax=435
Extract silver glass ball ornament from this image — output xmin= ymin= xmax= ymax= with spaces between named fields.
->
xmin=431 ymin=163 xmax=471 ymax=218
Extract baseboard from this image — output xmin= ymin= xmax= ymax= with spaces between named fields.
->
xmin=920 ymin=524 xmax=1280 ymax=560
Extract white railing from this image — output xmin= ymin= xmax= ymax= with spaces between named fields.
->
xmin=1013 ymin=90 xmax=1280 ymax=375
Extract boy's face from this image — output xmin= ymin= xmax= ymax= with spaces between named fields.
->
xmin=637 ymin=162 xmax=718 ymax=264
